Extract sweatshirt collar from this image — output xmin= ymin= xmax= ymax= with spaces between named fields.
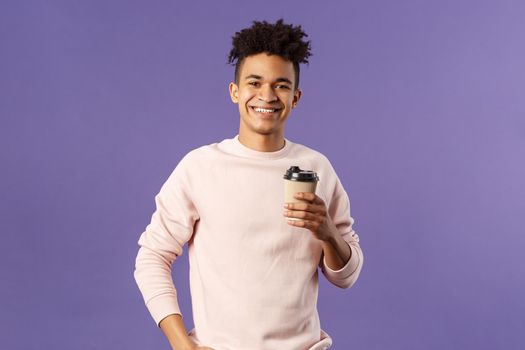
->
xmin=227 ymin=134 xmax=293 ymax=160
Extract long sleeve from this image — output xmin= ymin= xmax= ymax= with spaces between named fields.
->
xmin=320 ymin=178 xmax=364 ymax=289
xmin=134 ymin=158 xmax=200 ymax=326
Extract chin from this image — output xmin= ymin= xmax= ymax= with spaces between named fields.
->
xmin=250 ymin=126 xmax=278 ymax=135
xmin=249 ymin=126 xmax=271 ymax=134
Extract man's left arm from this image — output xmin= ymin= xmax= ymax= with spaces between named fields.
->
xmin=284 ymin=191 xmax=363 ymax=289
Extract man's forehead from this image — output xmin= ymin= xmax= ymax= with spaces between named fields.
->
xmin=239 ymin=55 xmax=295 ymax=79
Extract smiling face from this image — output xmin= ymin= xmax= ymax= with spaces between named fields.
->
xmin=229 ymin=53 xmax=302 ymax=141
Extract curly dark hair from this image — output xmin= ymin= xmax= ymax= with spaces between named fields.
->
xmin=227 ymin=19 xmax=312 ymax=89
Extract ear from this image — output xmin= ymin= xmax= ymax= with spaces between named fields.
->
xmin=292 ymin=88 xmax=302 ymax=108
xmin=229 ymin=82 xmax=239 ymax=104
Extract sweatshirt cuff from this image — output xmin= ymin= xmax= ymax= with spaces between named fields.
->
xmin=145 ymin=293 xmax=182 ymax=327
xmin=322 ymin=244 xmax=361 ymax=281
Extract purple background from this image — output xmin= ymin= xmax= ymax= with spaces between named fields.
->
xmin=1 ymin=1 xmax=524 ymax=349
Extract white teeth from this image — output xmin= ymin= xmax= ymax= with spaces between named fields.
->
xmin=254 ymin=107 xmax=276 ymax=113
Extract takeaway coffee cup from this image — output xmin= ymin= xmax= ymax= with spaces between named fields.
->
xmin=284 ymin=166 xmax=319 ymax=221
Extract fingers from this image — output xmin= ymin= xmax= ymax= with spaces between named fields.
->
xmin=283 ymin=201 xmax=326 ymax=215
xmin=293 ymin=192 xmax=324 ymax=204
xmin=283 ymin=209 xmax=322 ymax=221
xmin=286 ymin=217 xmax=321 ymax=231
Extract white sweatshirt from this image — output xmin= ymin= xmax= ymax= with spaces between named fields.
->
xmin=134 ymin=135 xmax=363 ymax=350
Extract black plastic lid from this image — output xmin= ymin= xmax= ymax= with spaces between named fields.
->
xmin=283 ymin=166 xmax=319 ymax=182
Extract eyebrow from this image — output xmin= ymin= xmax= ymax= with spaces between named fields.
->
xmin=244 ymin=74 xmax=293 ymax=85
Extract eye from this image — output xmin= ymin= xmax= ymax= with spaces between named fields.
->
xmin=248 ymin=81 xmax=260 ymax=87
xmin=276 ymin=84 xmax=290 ymax=90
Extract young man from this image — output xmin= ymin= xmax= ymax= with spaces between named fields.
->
xmin=134 ymin=19 xmax=363 ymax=350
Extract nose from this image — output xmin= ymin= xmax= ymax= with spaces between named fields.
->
xmin=257 ymin=84 xmax=278 ymax=103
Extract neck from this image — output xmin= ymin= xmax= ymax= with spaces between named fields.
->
xmin=238 ymin=131 xmax=286 ymax=152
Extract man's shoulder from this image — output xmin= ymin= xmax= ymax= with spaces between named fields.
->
xmin=184 ymin=143 xmax=215 ymax=158
xmin=176 ymin=139 xmax=224 ymax=166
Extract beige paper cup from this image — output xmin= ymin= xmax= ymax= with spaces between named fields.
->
xmin=283 ymin=166 xmax=319 ymax=221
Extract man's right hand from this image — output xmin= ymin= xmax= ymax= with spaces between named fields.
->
xmin=159 ymin=314 xmax=214 ymax=350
